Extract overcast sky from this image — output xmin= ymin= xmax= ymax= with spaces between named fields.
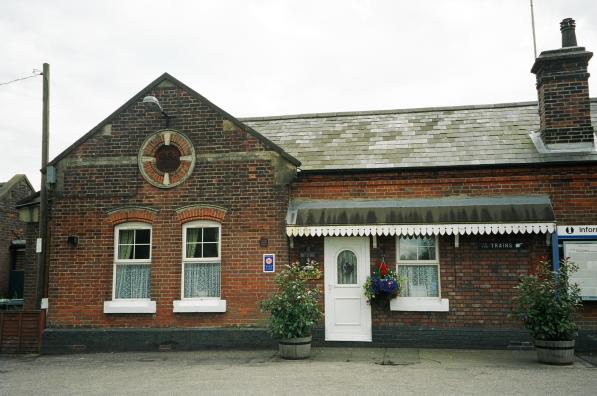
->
xmin=1 ymin=0 xmax=596 ymax=188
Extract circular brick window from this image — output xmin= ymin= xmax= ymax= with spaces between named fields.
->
xmin=138 ymin=129 xmax=196 ymax=188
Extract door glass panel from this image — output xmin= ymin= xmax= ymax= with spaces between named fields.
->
xmin=337 ymin=250 xmax=357 ymax=285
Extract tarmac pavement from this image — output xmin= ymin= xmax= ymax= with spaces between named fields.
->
xmin=1 ymin=347 xmax=596 ymax=395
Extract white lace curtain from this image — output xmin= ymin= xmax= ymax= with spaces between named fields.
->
xmin=115 ymin=265 xmax=150 ymax=298
xmin=184 ymin=262 xmax=220 ymax=297
xmin=399 ymin=265 xmax=439 ymax=297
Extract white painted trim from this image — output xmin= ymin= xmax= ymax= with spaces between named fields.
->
xmin=390 ymin=297 xmax=449 ymax=312
xmin=396 ymin=235 xmax=442 ymax=300
xmin=286 ymin=223 xmax=555 ymax=237
xmin=113 ymin=222 xmax=152 ymax=300
xmin=180 ymin=220 xmax=222 ymax=299
xmin=104 ymin=299 xmax=156 ymax=314
xmin=173 ymin=299 xmax=226 ymax=313
xmin=41 ymin=298 xmax=48 ymax=309
xmin=324 ymin=237 xmax=372 ymax=342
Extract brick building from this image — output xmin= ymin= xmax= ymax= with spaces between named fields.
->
xmin=40 ymin=19 xmax=596 ymax=352
xmin=0 ymin=175 xmax=34 ymax=307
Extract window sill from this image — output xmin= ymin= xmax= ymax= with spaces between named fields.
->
xmin=104 ymin=299 xmax=156 ymax=314
xmin=173 ymin=299 xmax=226 ymax=313
xmin=390 ymin=297 xmax=449 ymax=312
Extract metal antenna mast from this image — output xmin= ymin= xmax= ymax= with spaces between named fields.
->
xmin=530 ymin=0 xmax=538 ymax=59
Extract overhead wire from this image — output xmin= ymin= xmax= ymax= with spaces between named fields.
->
xmin=0 ymin=70 xmax=43 ymax=87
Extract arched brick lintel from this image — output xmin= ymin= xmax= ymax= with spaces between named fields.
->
xmin=175 ymin=205 xmax=227 ymax=224
xmin=106 ymin=207 xmax=158 ymax=226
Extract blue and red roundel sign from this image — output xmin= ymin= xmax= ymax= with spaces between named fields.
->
xmin=263 ymin=254 xmax=275 ymax=273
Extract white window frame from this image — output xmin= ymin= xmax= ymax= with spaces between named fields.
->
xmin=391 ymin=235 xmax=449 ymax=312
xmin=104 ymin=222 xmax=156 ymax=314
xmin=173 ymin=220 xmax=226 ymax=312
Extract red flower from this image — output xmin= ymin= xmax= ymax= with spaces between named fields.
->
xmin=379 ymin=263 xmax=389 ymax=278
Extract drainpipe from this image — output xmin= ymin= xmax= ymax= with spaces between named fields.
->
xmin=551 ymin=231 xmax=560 ymax=273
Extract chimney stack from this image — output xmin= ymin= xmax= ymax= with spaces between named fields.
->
xmin=531 ymin=18 xmax=594 ymax=146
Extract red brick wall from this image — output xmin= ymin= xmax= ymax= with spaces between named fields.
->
xmin=0 ymin=177 xmax=34 ymax=299
xmin=290 ymin=234 xmax=548 ymax=329
xmin=47 ymin=83 xmax=293 ymax=328
xmin=290 ymin=165 xmax=597 ymax=330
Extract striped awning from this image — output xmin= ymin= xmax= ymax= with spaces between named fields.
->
xmin=286 ymin=196 xmax=556 ymax=237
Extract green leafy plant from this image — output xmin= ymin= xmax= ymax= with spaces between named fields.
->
xmin=259 ymin=260 xmax=322 ymax=339
xmin=512 ymin=257 xmax=582 ymax=341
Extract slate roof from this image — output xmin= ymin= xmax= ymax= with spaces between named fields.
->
xmin=242 ymin=99 xmax=597 ymax=171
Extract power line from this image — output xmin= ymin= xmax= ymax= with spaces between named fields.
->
xmin=0 ymin=70 xmax=42 ymax=87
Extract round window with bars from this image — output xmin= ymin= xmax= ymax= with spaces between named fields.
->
xmin=138 ymin=129 xmax=196 ymax=188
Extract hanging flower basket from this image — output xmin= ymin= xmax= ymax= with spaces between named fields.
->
xmin=364 ymin=260 xmax=399 ymax=303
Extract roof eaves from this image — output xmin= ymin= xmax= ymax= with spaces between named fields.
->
xmin=297 ymin=157 xmax=597 ymax=175
xmin=16 ymin=191 xmax=40 ymax=207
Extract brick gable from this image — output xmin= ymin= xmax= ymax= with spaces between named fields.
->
xmin=47 ymin=79 xmax=297 ymax=328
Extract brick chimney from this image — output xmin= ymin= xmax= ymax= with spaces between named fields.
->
xmin=531 ymin=18 xmax=594 ymax=146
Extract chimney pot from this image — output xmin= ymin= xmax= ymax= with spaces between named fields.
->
xmin=560 ymin=18 xmax=578 ymax=47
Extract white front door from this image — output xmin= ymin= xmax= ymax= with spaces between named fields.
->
xmin=324 ymin=237 xmax=372 ymax=342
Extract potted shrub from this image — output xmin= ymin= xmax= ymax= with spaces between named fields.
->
xmin=512 ymin=257 xmax=582 ymax=365
xmin=259 ymin=260 xmax=322 ymax=359
xmin=364 ymin=259 xmax=399 ymax=304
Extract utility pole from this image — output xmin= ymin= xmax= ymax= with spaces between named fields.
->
xmin=36 ymin=62 xmax=49 ymax=309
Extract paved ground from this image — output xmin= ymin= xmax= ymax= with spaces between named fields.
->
xmin=1 ymin=348 xmax=596 ymax=395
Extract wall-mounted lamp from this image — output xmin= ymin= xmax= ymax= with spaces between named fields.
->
xmin=67 ymin=236 xmax=78 ymax=248
xmin=143 ymin=96 xmax=172 ymax=127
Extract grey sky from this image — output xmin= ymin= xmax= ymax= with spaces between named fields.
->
xmin=1 ymin=0 xmax=596 ymax=188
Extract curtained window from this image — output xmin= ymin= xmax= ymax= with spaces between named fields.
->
xmin=397 ymin=236 xmax=440 ymax=298
xmin=114 ymin=223 xmax=152 ymax=299
xmin=182 ymin=221 xmax=221 ymax=298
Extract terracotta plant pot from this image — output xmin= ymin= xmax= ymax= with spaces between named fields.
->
xmin=534 ymin=339 xmax=576 ymax=365
xmin=278 ymin=336 xmax=312 ymax=360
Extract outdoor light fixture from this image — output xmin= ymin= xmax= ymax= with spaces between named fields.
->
xmin=143 ymin=95 xmax=171 ymax=127
xmin=67 ymin=235 xmax=78 ymax=248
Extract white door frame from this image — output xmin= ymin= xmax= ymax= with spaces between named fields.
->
xmin=324 ymin=236 xmax=372 ymax=342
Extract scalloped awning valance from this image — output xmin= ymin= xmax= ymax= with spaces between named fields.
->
xmin=286 ymin=197 xmax=556 ymax=237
